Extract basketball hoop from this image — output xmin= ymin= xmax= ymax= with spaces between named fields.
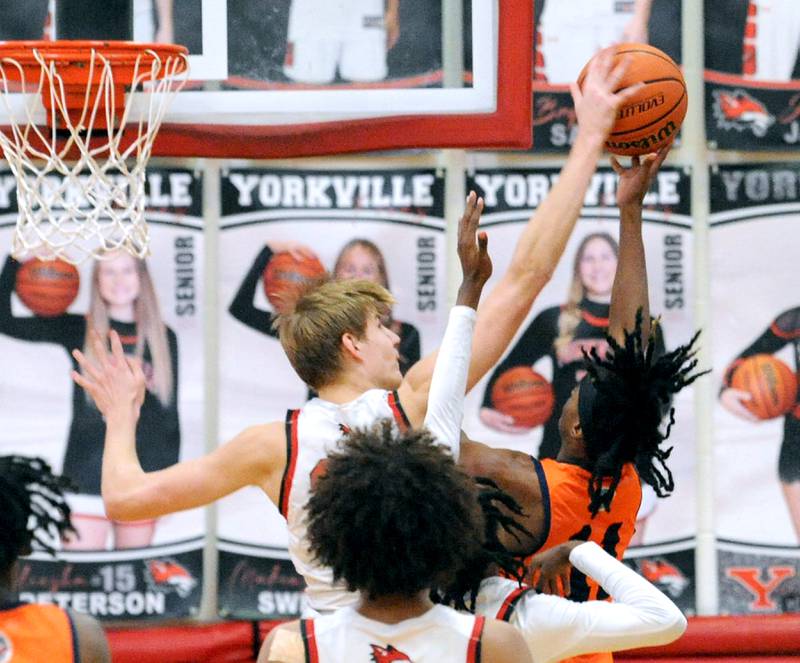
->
xmin=0 ymin=41 xmax=189 ymax=264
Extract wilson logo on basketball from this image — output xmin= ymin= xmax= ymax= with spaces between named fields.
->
xmin=605 ymin=120 xmax=677 ymax=154
xmin=713 ymin=90 xmax=774 ymax=137
xmin=638 ymin=558 xmax=689 ymax=598
xmin=370 ymin=644 xmax=412 ymax=663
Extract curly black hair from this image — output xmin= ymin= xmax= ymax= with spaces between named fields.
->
xmin=306 ymin=420 xmax=484 ymax=600
xmin=0 ymin=455 xmax=75 ymax=573
xmin=579 ymin=311 xmax=708 ymax=516
xmin=435 ymin=477 xmax=532 ymax=612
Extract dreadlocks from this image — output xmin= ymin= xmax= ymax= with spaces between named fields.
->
xmin=0 ymin=455 xmax=75 ymax=573
xmin=579 ymin=310 xmax=707 ymax=516
xmin=435 ymin=478 xmax=532 ymax=613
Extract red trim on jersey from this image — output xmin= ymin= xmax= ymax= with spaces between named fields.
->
xmin=278 ymin=409 xmax=300 ymax=518
xmin=388 ymin=391 xmax=411 ymax=432
xmin=581 ymin=310 xmax=609 ymax=328
xmin=770 ymin=322 xmax=800 ymax=340
xmin=467 ymin=615 xmax=485 ymax=663
xmin=495 ymin=586 xmax=532 ymax=622
xmin=117 ymin=334 xmax=138 ymax=345
xmin=300 ymin=619 xmax=319 ymax=663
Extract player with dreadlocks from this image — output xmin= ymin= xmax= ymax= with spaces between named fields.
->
xmin=434 ymin=478 xmax=686 ymax=663
xmin=258 ymin=422 xmax=532 ymax=663
xmin=0 ymin=454 xmax=110 ymax=663
xmin=457 ymin=144 xmax=704 ymax=663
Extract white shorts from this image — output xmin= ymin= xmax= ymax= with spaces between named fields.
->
xmin=538 ymin=0 xmax=634 ymax=84
xmin=743 ymin=0 xmax=800 ymax=81
xmin=284 ymin=0 xmax=387 ymax=84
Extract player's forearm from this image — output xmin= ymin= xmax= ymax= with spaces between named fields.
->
xmin=608 ymin=204 xmax=650 ymax=344
xmin=468 ymin=134 xmax=604 ymax=389
xmin=634 ymin=0 xmax=653 ymax=23
xmin=101 ymin=410 xmax=150 ymax=520
xmin=565 ymin=542 xmax=687 ymax=653
xmin=423 ymin=306 xmax=476 ymax=458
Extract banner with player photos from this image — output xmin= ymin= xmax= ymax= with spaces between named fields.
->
xmin=710 ymin=163 xmax=800 ymax=615
xmin=463 ymin=165 xmax=698 ymax=611
xmin=227 ymin=0 xmax=446 ymax=89
xmin=0 ymin=168 xmax=206 ymax=620
xmin=705 ymin=0 xmax=800 ymax=149
xmin=217 ymin=167 xmax=447 ymax=619
xmin=531 ymin=0 xmax=682 ymax=151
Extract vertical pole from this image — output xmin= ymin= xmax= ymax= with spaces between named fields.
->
xmin=682 ymin=0 xmax=718 ymax=615
xmin=199 ymin=159 xmax=220 ymax=620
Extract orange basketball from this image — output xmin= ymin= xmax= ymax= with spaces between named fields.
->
xmin=491 ymin=367 xmax=555 ymax=429
xmin=578 ymin=43 xmax=687 ymax=156
xmin=731 ymin=354 xmax=798 ymax=420
xmin=15 ymin=258 xmax=80 ymax=317
xmin=263 ymin=252 xmax=327 ymax=313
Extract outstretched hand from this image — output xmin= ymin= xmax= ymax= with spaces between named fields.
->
xmin=571 ymin=47 xmax=643 ymax=145
xmin=456 ymin=191 xmax=492 ymax=309
xmin=611 ymin=143 xmax=672 ymax=209
xmin=71 ymin=329 xmax=146 ymax=421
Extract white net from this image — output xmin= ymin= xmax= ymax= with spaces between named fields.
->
xmin=0 ymin=44 xmax=188 ymax=264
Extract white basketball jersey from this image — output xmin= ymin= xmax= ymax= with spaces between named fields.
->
xmin=300 ymin=605 xmax=485 ymax=663
xmin=280 ymin=389 xmax=411 ymax=613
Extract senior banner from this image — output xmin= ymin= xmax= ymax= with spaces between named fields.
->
xmin=710 ymin=163 xmax=800 ymax=614
xmin=464 ymin=165 xmax=697 ymax=613
xmin=0 ymin=168 xmax=206 ymax=620
xmin=705 ymin=0 xmax=800 ymax=149
xmin=217 ymin=167 xmax=447 ymax=618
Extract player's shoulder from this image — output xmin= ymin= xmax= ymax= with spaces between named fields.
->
xmin=481 ymin=617 xmax=533 ymax=663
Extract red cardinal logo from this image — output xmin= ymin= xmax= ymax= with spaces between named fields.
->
xmin=145 ymin=559 xmax=197 ymax=598
xmin=713 ymin=90 xmax=774 ymax=136
xmin=370 ymin=644 xmax=412 ymax=662
xmin=639 ymin=559 xmax=689 ymax=598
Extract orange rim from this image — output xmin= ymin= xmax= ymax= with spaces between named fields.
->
xmin=0 ymin=40 xmax=188 ymax=84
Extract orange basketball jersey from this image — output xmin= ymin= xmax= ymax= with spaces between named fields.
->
xmin=0 ymin=602 xmax=76 ymax=663
xmin=527 ymin=458 xmax=643 ymax=663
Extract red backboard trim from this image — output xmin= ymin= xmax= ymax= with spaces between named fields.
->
xmin=151 ymin=1 xmax=533 ymax=158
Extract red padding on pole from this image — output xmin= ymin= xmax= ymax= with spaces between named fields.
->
xmin=618 ymin=615 xmax=800 ymax=658
xmin=107 ymin=621 xmax=256 ymax=663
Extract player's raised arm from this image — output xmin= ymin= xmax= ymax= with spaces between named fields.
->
xmin=405 ymin=50 xmax=643 ymax=397
xmin=72 ymin=329 xmax=286 ymax=520
xmin=606 ymin=144 xmax=670 ymax=345
xmin=399 ymin=192 xmax=492 ymax=431
xmin=520 ymin=541 xmax=686 ymax=662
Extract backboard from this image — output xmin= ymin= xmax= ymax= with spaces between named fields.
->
xmin=0 ymin=0 xmax=532 ymax=157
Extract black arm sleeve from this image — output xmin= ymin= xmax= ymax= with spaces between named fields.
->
xmin=722 ymin=309 xmax=797 ymax=387
xmin=481 ymin=307 xmax=560 ymax=407
xmin=0 ymin=255 xmax=84 ymax=346
xmin=228 ymin=246 xmax=279 ymax=339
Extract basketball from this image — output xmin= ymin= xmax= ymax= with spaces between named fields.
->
xmin=15 ymin=258 xmax=80 ymax=317
xmin=731 ymin=354 xmax=798 ymax=420
xmin=491 ymin=367 xmax=555 ymax=428
xmin=578 ymin=43 xmax=687 ymax=156
xmin=263 ymin=252 xmax=327 ymax=313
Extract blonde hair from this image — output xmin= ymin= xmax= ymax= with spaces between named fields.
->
xmin=276 ymin=278 xmax=394 ymax=389
xmin=554 ymin=233 xmax=619 ymax=355
xmin=83 ymin=255 xmax=173 ymax=406
xmin=333 ymin=239 xmax=390 ymax=290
